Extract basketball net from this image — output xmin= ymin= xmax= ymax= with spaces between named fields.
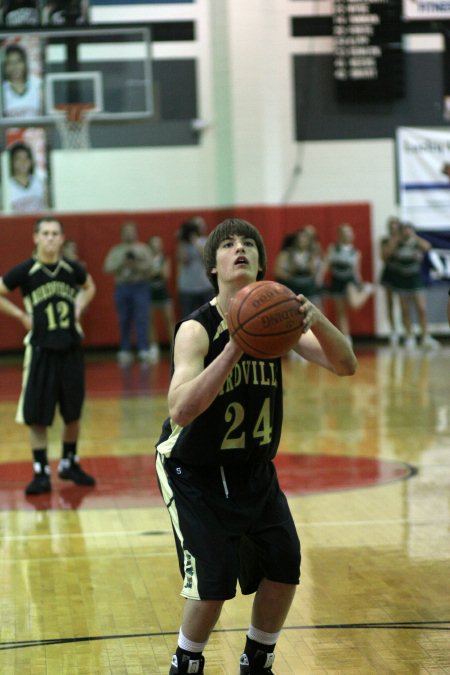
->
xmin=54 ymin=104 xmax=94 ymax=150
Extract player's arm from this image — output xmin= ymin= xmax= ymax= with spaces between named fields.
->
xmin=103 ymin=246 xmax=124 ymax=273
xmin=382 ymin=234 xmax=400 ymax=259
xmin=353 ymin=249 xmax=363 ymax=285
xmin=293 ymin=296 xmax=357 ymax=376
xmin=415 ymin=234 xmax=431 ymax=253
xmin=162 ymin=256 xmax=171 ymax=281
xmin=0 ymin=278 xmax=31 ymax=331
xmin=169 ymin=320 xmax=242 ymax=427
xmin=75 ymin=273 xmax=96 ymax=321
xmin=316 ymin=245 xmax=332 ymax=285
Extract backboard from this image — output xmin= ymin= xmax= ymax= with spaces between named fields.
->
xmin=0 ymin=27 xmax=153 ymax=126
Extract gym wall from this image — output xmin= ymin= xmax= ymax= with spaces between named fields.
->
xmin=0 ymin=202 xmax=373 ymax=350
xmin=0 ymin=0 xmax=448 ymax=340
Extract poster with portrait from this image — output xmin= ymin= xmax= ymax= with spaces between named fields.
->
xmin=3 ymin=127 xmax=50 ymax=213
xmin=1 ymin=0 xmax=40 ymax=27
xmin=0 ymin=35 xmax=44 ymax=119
xmin=41 ymin=0 xmax=89 ymax=26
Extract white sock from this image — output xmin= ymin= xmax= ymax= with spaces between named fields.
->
xmin=247 ymin=624 xmax=280 ymax=646
xmin=178 ymin=627 xmax=207 ymax=654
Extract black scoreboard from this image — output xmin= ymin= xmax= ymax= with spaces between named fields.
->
xmin=333 ymin=0 xmax=404 ymax=102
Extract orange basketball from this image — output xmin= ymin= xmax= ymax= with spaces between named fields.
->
xmin=227 ymin=281 xmax=303 ymax=359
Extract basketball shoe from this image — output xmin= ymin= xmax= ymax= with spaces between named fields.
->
xmin=25 ymin=464 xmax=52 ymax=495
xmin=169 ymin=653 xmax=205 ymax=674
xmin=404 ymin=335 xmax=416 ymax=351
xmin=58 ymin=457 xmax=96 ymax=486
xmin=239 ymin=649 xmax=275 ymax=674
xmin=421 ymin=335 xmax=440 ymax=351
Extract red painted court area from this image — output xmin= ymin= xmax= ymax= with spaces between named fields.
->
xmin=0 ymin=356 xmax=172 ymax=400
xmin=0 ymin=453 xmax=415 ymax=511
xmin=0 ymin=353 xmax=417 ymax=511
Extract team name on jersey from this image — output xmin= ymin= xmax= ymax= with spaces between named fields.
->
xmin=30 ymin=281 xmax=77 ymax=307
xmin=219 ymin=359 xmax=278 ymax=396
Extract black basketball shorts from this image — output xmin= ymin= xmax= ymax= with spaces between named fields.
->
xmin=16 ymin=345 xmax=85 ymax=426
xmin=156 ymin=453 xmax=301 ymax=600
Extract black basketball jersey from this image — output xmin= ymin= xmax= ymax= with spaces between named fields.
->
xmin=156 ymin=301 xmax=284 ymax=467
xmin=3 ymin=256 xmax=87 ymax=350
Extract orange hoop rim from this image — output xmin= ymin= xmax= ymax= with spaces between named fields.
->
xmin=54 ymin=103 xmax=96 ymax=122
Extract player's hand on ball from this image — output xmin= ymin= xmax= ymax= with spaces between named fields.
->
xmin=297 ymin=295 xmax=318 ymax=333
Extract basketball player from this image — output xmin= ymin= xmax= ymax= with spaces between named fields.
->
xmin=0 ymin=217 xmax=96 ymax=495
xmin=156 ymin=218 xmax=357 ymax=674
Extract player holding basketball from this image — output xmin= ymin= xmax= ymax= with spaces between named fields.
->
xmin=156 ymin=218 xmax=357 ymax=675
xmin=0 ymin=217 xmax=96 ymax=495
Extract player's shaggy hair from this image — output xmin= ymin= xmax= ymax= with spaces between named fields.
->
xmin=203 ymin=218 xmax=267 ymax=293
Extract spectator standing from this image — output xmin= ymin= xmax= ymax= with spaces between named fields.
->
xmin=379 ymin=216 xmax=402 ymax=347
xmin=103 ymin=221 xmax=154 ymax=365
xmin=321 ymin=223 xmax=373 ymax=342
xmin=176 ymin=218 xmax=214 ymax=319
xmin=385 ymin=222 xmax=440 ymax=350
xmin=62 ymin=239 xmax=84 ymax=266
xmin=147 ymin=234 xmax=175 ymax=362
xmin=274 ymin=228 xmax=323 ymax=304
xmin=447 ymin=288 xmax=450 ymax=326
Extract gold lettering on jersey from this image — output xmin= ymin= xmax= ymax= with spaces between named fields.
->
xmin=30 ymin=281 xmax=77 ymax=307
xmin=259 ymin=361 xmax=270 ymax=385
xmin=219 ymin=359 xmax=278 ymax=396
xmin=241 ymin=361 xmax=251 ymax=384
xmin=224 ymin=371 xmax=234 ymax=393
xmin=269 ymin=362 xmax=277 ymax=386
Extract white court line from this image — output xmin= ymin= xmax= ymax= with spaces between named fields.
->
xmin=2 ymin=529 xmax=173 ymax=542
xmin=296 ymin=518 xmax=450 ymax=528
xmin=3 ymin=517 xmax=450 ymax=544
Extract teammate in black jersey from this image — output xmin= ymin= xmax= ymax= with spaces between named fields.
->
xmin=156 ymin=218 xmax=357 ymax=675
xmin=0 ymin=217 xmax=96 ymax=495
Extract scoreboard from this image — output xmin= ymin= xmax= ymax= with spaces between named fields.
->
xmin=333 ymin=0 xmax=404 ymax=102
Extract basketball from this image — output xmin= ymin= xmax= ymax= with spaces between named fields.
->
xmin=227 ymin=281 xmax=303 ymax=359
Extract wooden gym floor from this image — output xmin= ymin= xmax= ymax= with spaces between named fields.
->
xmin=0 ymin=343 xmax=449 ymax=674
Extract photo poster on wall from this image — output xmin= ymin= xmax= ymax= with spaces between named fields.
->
xmin=0 ymin=1 xmax=90 ymax=27
xmin=0 ymin=34 xmax=43 ymax=119
xmin=2 ymin=126 xmax=50 ymax=213
xmin=397 ymin=126 xmax=450 ymax=283
xmin=41 ymin=0 xmax=90 ymax=27
xmin=0 ymin=1 xmax=40 ymax=27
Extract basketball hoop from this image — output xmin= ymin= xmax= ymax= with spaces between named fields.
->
xmin=53 ymin=103 xmax=95 ymax=150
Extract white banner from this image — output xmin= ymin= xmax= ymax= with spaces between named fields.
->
xmin=397 ymin=127 xmax=450 ymax=230
xmin=403 ymin=0 xmax=450 ymax=20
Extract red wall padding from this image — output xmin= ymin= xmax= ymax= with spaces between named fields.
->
xmin=0 ymin=203 xmax=373 ymax=350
